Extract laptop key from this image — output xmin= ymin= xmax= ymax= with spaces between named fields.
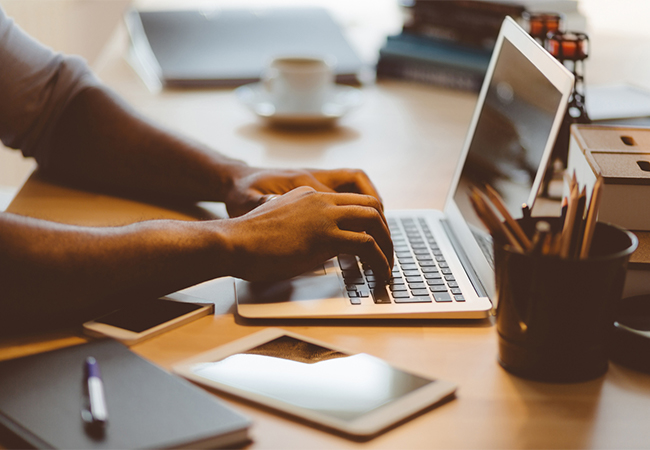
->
xmin=392 ymin=291 xmax=410 ymax=299
xmin=394 ymin=296 xmax=432 ymax=303
xmin=418 ymin=261 xmax=436 ymax=267
xmin=410 ymin=288 xmax=430 ymax=296
xmin=390 ymin=284 xmax=408 ymax=291
xmin=338 ymin=254 xmax=359 ymax=271
xmin=454 ymin=295 xmax=466 ymax=302
xmin=372 ymin=286 xmax=392 ymax=304
xmin=434 ymin=292 xmax=453 ymax=302
xmin=342 ymin=270 xmax=361 ymax=278
xmin=349 ymin=297 xmax=362 ymax=305
xmin=427 ymin=279 xmax=445 ymax=286
xmin=430 ymin=286 xmax=448 ymax=293
xmin=421 ymin=267 xmax=439 ymax=274
xmin=408 ymin=283 xmax=427 ymax=290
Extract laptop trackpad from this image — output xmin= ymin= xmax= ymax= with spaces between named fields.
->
xmin=237 ymin=273 xmax=344 ymax=305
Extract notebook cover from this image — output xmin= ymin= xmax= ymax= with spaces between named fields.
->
xmin=0 ymin=339 xmax=250 ymax=449
xmin=126 ymin=7 xmax=363 ymax=87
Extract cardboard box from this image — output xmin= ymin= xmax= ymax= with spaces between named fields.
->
xmin=568 ymin=124 xmax=650 ymax=297
xmin=568 ymin=124 xmax=650 ymax=231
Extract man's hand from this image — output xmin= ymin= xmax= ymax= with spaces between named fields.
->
xmin=220 ymin=187 xmax=393 ymax=281
xmin=224 ymin=166 xmax=384 ymax=217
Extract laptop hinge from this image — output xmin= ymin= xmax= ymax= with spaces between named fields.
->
xmin=440 ymin=219 xmax=493 ymax=311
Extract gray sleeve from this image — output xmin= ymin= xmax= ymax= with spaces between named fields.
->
xmin=0 ymin=6 xmax=100 ymax=166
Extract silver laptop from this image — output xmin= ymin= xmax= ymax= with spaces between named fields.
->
xmin=236 ymin=17 xmax=574 ymax=319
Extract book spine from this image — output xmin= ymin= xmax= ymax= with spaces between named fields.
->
xmin=401 ymin=0 xmax=526 ymax=50
xmin=0 ymin=411 xmax=52 ymax=449
xmin=376 ymin=55 xmax=484 ymax=92
xmin=383 ymin=34 xmax=491 ymax=73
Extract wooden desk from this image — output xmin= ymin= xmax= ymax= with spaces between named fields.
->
xmin=5 ymin=15 xmax=650 ymax=450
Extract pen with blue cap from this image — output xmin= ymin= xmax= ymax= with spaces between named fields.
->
xmin=82 ymin=356 xmax=108 ymax=429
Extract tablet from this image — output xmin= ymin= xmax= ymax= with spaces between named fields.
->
xmin=83 ymin=297 xmax=214 ymax=345
xmin=173 ymin=328 xmax=456 ymax=438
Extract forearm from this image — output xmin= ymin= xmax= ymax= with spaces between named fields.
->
xmin=42 ymin=85 xmax=252 ymax=202
xmin=0 ymin=212 xmax=232 ymax=333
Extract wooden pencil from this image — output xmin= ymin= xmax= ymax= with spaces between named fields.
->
xmin=485 ymin=185 xmax=532 ymax=251
xmin=579 ymin=177 xmax=604 ymax=259
xmin=470 ymin=189 xmax=524 ymax=252
xmin=560 ymin=183 xmax=580 ymax=259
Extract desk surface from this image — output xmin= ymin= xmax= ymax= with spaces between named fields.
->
xmin=5 ymin=10 xmax=650 ymax=450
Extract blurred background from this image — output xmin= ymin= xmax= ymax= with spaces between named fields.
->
xmin=1 ymin=0 xmax=649 ymax=209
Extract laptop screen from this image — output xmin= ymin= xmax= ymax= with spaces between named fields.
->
xmin=452 ymin=37 xmax=564 ymax=262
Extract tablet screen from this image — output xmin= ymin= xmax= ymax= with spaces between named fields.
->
xmin=94 ymin=299 xmax=203 ymax=332
xmin=190 ymin=335 xmax=435 ymax=421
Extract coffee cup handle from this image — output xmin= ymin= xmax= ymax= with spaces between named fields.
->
xmin=262 ymin=67 xmax=279 ymax=93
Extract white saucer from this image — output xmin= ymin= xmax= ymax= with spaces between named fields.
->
xmin=235 ymin=83 xmax=362 ymax=126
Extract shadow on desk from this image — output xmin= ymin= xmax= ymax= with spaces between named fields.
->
xmin=237 ymin=123 xmax=360 ymax=161
xmin=7 ymin=170 xmax=229 ymax=226
xmin=234 ymin=314 xmax=495 ymax=329
xmin=507 ymin=372 xmax=603 ymax=447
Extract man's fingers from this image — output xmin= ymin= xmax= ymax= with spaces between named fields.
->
xmin=335 ymin=206 xmax=393 ymax=268
xmin=328 ymin=192 xmax=388 ymax=227
xmin=310 ymin=169 xmax=384 ymax=207
xmin=334 ymin=230 xmax=392 ymax=280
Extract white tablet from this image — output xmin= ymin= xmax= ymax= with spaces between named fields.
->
xmin=173 ymin=328 xmax=456 ymax=438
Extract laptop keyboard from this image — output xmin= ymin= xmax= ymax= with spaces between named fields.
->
xmin=340 ymin=217 xmax=465 ymax=305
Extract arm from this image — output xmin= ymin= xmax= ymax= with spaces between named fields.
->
xmin=0 ymin=5 xmax=382 ymax=216
xmin=44 ymin=84 xmax=384 ymax=216
xmin=0 ymin=188 xmax=392 ymax=335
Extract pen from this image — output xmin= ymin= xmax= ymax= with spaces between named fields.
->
xmin=82 ymin=357 xmax=108 ymax=428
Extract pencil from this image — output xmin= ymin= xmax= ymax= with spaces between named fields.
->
xmin=530 ymin=220 xmax=551 ymax=256
xmin=560 ymin=184 xmax=580 ymax=259
xmin=579 ymin=177 xmax=604 ymax=259
xmin=470 ymin=189 xmax=524 ymax=252
xmin=485 ymin=185 xmax=532 ymax=251
xmin=570 ymin=186 xmax=587 ymax=259
xmin=560 ymin=196 xmax=568 ymax=227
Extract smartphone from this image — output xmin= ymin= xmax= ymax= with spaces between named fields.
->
xmin=83 ymin=297 xmax=214 ymax=345
xmin=173 ymin=328 xmax=457 ymax=438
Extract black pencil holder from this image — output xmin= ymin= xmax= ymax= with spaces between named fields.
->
xmin=495 ymin=217 xmax=637 ymax=382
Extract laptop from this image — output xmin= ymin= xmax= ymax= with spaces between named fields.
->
xmin=235 ymin=17 xmax=574 ymax=319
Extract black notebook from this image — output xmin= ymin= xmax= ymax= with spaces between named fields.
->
xmin=125 ymin=7 xmax=364 ymax=87
xmin=0 ymin=339 xmax=251 ymax=449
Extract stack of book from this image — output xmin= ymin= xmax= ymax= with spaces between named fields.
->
xmin=376 ymin=0 xmax=526 ymax=91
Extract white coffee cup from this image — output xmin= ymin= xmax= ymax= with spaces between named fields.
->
xmin=262 ymin=56 xmax=336 ymax=114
